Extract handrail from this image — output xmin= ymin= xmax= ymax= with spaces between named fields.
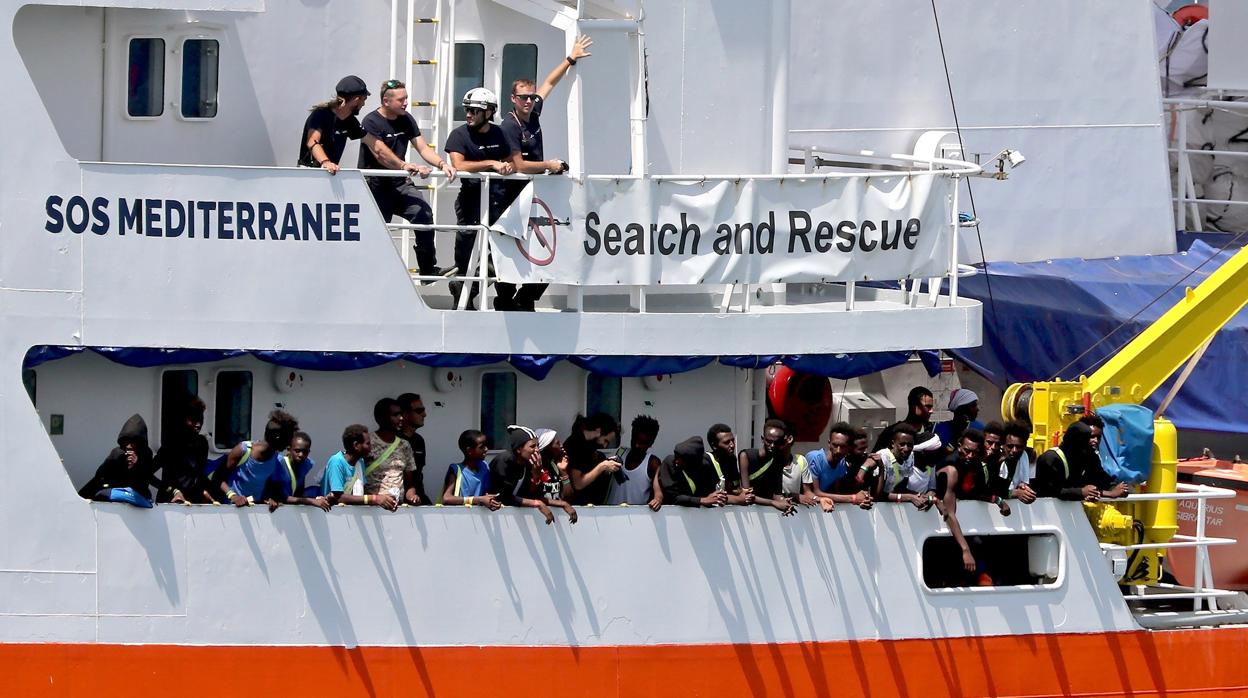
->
xmin=1103 ymin=483 xmax=1238 ymax=612
xmin=1164 ymin=97 xmax=1248 ymax=230
xmin=790 ymin=144 xmax=983 ymax=176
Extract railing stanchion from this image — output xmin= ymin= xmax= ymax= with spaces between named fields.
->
xmin=478 ymin=173 xmax=492 ymax=312
xmin=845 ymin=281 xmax=855 ymax=311
xmin=949 ymin=175 xmax=960 ymax=304
xmin=1175 ymin=106 xmax=1188 ymax=231
xmin=1194 ymin=493 xmax=1208 ymax=611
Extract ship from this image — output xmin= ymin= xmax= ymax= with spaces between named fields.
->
xmin=4 ymin=0 xmax=1248 ymax=696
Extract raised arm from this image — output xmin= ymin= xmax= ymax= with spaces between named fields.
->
xmin=536 ymin=35 xmax=592 ymax=100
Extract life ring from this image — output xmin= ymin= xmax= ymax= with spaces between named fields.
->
xmin=1172 ymin=4 xmax=1208 ymax=28
xmin=766 ymin=365 xmax=833 ymax=442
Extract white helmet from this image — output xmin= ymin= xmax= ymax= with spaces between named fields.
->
xmin=462 ymin=87 xmax=498 ymax=112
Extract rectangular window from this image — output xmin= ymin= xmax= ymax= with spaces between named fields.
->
xmin=213 ymin=370 xmax=252 ymax=450
xmin=586 ymin=374 xmax=622 ymax=448
xmin=922 ymin=532 xmax=1061 ymax=590
xmin=453 ymin=42 xmax=485 ymax=121
xmin=500 ymin=44 xmax=538 ymax=116
xmin=180 ymin=38 xmax=219 ymax=118
xmin=161 ymin=369 xmax=199 ymax=446
xmin=480 ymin=372 xmax=517 ymax=450
xmin=127 ymin=37 xmax=165 ymax=117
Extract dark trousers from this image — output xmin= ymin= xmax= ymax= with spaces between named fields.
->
xmin=370 ymin=179 xmax=436 ymax=275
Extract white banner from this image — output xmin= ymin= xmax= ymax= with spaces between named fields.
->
xmin=487 ymin=174 xmax=952 ymax=286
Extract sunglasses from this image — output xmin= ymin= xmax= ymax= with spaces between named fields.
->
xmin=513 ymin=93 xmax=538 ymax=102
xmin=465 ymin=107 xmax=485 ymax=115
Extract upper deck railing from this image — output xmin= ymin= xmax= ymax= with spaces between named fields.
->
xmin=362 ymin=134 xmax=983 ymax=314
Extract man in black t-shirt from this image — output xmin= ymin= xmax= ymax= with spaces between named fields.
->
xmin=359 ymin=80 xmax=456 ymax=277
xmin=737 ymin=419 xmax=797 ymax=516
xmin=492 ymin=35 xmax=592 ymax=310
xmin=299 ymin=75 xmax=417 ymax=178
xmin=659 ymin=437 xmax=725 ymax=508
xmin=444 ymin=87 xmax=516 ymax=309
xmin=396 ymin=392 xmax=431 ymax=505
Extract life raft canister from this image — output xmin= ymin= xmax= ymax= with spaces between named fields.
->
xmin=1172 ymin=4 xmax=1208 ymax=28
xmin=766 ymin=365 xmax=832 ymax=442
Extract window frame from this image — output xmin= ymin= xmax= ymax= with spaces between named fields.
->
xmin=175 ymin=35 xmax=220 ymax=121
xmin=210 ymin=367 xmax=253 ymax=453
xmin=500 ymin=43 xmax=539 ymax=118
xmin=158 ymin=368 xmax=200 ymax=449
xmin=452 ymin=42 xmax=486 ymax=122
xmin=479 ymin=370 xmax=518 ymax=453
xmin=584 ymin=373 xmax=623 ymax=449
xmin=919 ymin=528 xmax=1066 ymax=594
xmin=124 ymin=35 xmax=167 ymax=120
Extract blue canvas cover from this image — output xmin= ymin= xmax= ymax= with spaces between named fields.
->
xmin=1097 ymin=404 xmax=1156 ymax=484
xmin=952 ymin=239 xmax=1248 ymax=434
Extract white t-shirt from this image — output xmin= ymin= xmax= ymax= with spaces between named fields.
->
xmin=781 ymin=454 xmax=813 ymax=497
xmin=875 ymin=448 xmax=931 ymax=493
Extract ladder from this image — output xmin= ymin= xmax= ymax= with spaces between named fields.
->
xmin=390 ymin=0 xmax=456 ymax=273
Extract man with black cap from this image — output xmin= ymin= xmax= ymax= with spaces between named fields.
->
xmin=659 ymin=437 xmax=727 ymax=508
xmin=298 ymin=75 xmax=421 ymax=176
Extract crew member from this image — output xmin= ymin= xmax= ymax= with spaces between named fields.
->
xmin=494 ymin=35 xmax=593 ymax=311
xmin=359 ymin=80 xmax=456 ymax=277
xmin=444 ymin=88 xmax=517 ymax=309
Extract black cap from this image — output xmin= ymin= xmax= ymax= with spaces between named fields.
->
xmin=674 ymin=436 xmax=705 ymax=463
xmin=335 ymin=75 xmax=370 ymax=98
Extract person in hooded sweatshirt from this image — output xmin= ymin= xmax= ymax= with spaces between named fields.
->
xmin=1032 ymin=421 xmax=1128 ymax=501
xmin=78 ymin=414 xmax=159 ymax=503
xmin=155 ymin=397 xmax=213 ymax=504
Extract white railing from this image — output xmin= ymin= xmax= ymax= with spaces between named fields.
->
xmin=1165 ymin=96 xmax=1248 ymax=232
xmin=1107 ymin=482 xmax=1238 ymax=612
xmin=362 ymin=150 xmax=979 ymax=313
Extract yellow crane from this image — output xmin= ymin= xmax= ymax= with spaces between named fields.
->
xmin=1001 ymin=242 xmax=1248 ymax=584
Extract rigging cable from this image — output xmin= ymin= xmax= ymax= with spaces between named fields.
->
xmin=1048 ymin=229 xmax=1248 ymax=380
xmin=929 ymin=0 xmax=999 ymax=331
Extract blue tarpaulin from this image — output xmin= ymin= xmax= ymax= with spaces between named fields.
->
xmin=24 ymin=346 xmax=941 ymax=382
xmin=952 ymin=239 xmax=1248 ymax=434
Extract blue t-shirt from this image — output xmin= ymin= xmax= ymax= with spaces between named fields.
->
xmin=934 ymin=420 xmax=985 ymax=448
xmin=272 ymin=453 xmax=319 ymax=499
xmin=805 ymin=448 xmax=848 ymax=491
xmin=226 ymin=441 xmax=279 ymax=500
xmin=322 ymin=451 xmax=358 ymax=495
xmin=445 ymin=461 xmax=491 ymax=499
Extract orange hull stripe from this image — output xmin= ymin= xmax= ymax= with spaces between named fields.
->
xmin=7 ymin=629 xmax=1248 ymax=697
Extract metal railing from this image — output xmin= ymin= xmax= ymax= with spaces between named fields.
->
xmin=1165 ymin=96 xmax=1248 ymax=232
xmin=361 ymin=149 xmax=980 ymax=313
xmin=1106 ymin=482 xmax=1237 ymax=612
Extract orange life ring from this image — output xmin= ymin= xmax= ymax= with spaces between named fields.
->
xmin=766 ymin=365 xmax=833 ymax=442
xmin=1173 ymin=4 xmax=1208 ymax=28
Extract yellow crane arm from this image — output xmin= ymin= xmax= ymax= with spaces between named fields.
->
xmin=1085 ymin=242 xmax=1248 ymax=408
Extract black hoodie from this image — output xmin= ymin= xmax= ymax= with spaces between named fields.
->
xmin=1032 ymin=422 xmax=1117 ymax=500
xmin=155 ymin=425 xmax=210 ymax=503
xmin=78 ymin=414 xmax=159 ymax=501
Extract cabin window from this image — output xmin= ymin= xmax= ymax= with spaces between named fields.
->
xmin=160 ymin=369 xmax=199 ymax=446
xmin=213 ymin=370 xmax=252 ymax=450
xmin=22 ymin=368 xmax=36 ymax=407
xmin=586 ymin=374 xmax=622 ymax=448
xmin=480 ymin=372 xmax=517 ymax=450
xmin=127 ymin=37 xmax=165 ymax=117
xmin=500 ymin=44 xmax=538 ymax=116
xmin=453 ymin=42 xmax=485 ymax=121
xmin=180 ymin=38 xmax=219 ymax=119
xmin=922 ymin=532 xmax=1061 ymax=590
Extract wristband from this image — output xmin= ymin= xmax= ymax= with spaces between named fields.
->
xmin=566 ymin=55 xmax=577 ymax=66
xmin=364 ymin=494 xmax=370 ymax=505
xmin=226 ymin=490 xmax=238 ymax=499
xmin=465 ymin=496 xmax=474 ymax=507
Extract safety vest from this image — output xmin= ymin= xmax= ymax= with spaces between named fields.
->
xmin=1052 ymin=447 xmax=1070 ymax=480
xmin=345 ymin=436 xmax=402 ymax=494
